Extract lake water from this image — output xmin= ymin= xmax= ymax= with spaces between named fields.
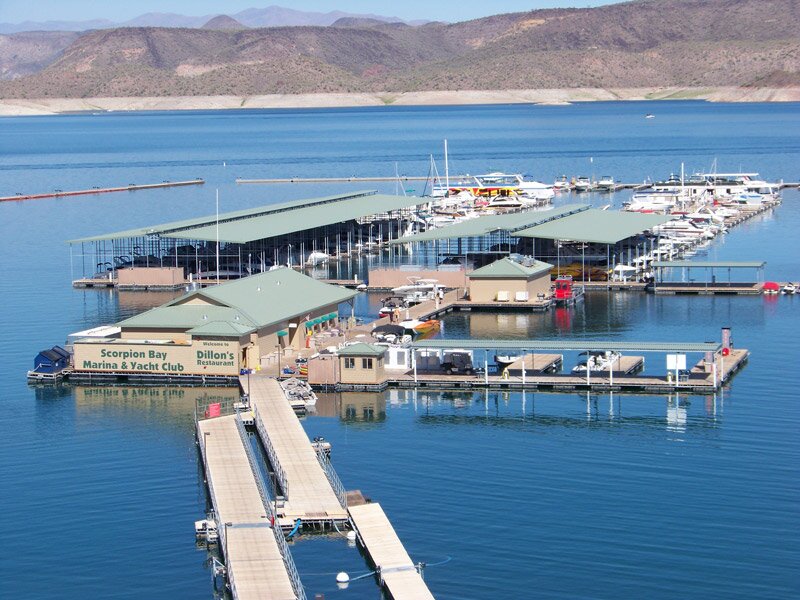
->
xmin=1 ymin=101 xmax=798 ymax=599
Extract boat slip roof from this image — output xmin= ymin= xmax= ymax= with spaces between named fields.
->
xmin=390 ymin=204 xmax=589 ymax=244
xmin=117 ymin=267 xmax=356 ymax=333
xmin=651 ymin=261 xmax=766 ymax=268
xmin=412 ymin=339 xmax=722 ymax=353
xmin=70 ymin=191 xmax=425 ymax=244
xmin=514 ymin=209 xmax=673 ymax=245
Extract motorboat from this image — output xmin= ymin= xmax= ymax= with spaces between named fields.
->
xmin=495 ymin=355 xmax=521 ymax=372
xmin=195 ymin=519 xmax=219 ymax=544
xmin=573 ymin=176 xmax=594 ymax=192
xmin=378 ymin=295 xmax=409 ymax=317
xmin=572 ymin=351 xmax=621 ymax=372
xmin=306 ymin=251 xmax=330 ymax=266
xmin=652 ymin=219 xmax=716 ymax=240
xmin=372 ymin=324 xmax=412 ymax=345
xmin=624 ymin=190 xmax=687 ymax=213
xmin=553 ymin=175 xmax=571 ymax=191
xmin=596 ymin=175 xmax=616 ymax=192
xmin=391 ymin=278 xmax=441 ymax=304
xmin=399 ymin=318 xmax=440 ymax=335
xmin=782 ymin=283 xmax=797 ymax=295
xmin=281 ymin=378 xmax=318 ymax=408
xmin=486 ymin=195 xmax=525 ymax=209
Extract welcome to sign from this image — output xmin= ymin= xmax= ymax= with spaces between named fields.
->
xmin=73 ymin=339 xmax=240 ymax=376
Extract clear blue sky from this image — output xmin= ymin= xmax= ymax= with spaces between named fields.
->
xmin=0 ymin=1 xmax=616 ymax=23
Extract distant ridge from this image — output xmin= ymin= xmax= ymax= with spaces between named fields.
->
xmin=0 ymin=5 xmax=415 ymax=34
xmin=0 ymin=0 xmax=797 ymax=98
xmin=201 ymin=15 xmax=247 ymax=31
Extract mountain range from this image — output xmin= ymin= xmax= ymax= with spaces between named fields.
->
xmin=0 ymin=0 xmax=798 ymax=99
xmin=0 ymin=6 xmax=416 ymax=34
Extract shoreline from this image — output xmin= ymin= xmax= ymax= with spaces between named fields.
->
xmin=1 ymin=87 xmax=799 ymax=116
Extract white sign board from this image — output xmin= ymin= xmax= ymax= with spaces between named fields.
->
xmin=666 ymin=353 xmax=687 ymax=370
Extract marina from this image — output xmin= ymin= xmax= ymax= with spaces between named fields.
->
xmin=8 ymin=101 xmax=800 ymax=600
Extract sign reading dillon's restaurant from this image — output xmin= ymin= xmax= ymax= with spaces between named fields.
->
xmin=73 ymin=340 xmax=240 ymax=376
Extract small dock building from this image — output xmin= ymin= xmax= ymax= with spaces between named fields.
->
xmin=467 ymin=257 xmax=553 ymax=303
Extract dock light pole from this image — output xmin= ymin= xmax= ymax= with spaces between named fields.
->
xmin=276 ymin=344 xmax=282 ymax=378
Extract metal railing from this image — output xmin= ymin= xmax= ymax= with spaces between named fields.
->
xmin=252 ymin=405 xmax=290 ymax=499
xmin=235 ymin=412 xmax=307 ymax=600
xmin=315 ymin=447 xmax=348 ymax=508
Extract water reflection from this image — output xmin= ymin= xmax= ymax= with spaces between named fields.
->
xmin=315 ymin=391 xmax=386 ymax=424
xmin=380 ymin=388 xmax=722 ymax=434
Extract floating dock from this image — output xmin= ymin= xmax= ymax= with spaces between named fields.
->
xmin=1 ymin=179 xmax=204 ymax=203
xmin=197 ymin=414 xmax=302 ymax=600
xmin=348 ymin=503 xmax=435 ymax=600
xmin=246 ymin=376 xmax=349 ymax=529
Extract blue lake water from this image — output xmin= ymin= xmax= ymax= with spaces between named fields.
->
xmin=1 ymin=101 xmax=799 ymax=599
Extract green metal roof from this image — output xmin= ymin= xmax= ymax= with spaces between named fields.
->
xmin=651 ymin=261 xmax=766 ymax=268
xmin=389 ymin=204 xmax=589 ymax=244
xmin=187 ymin=320 xmax=254 ymax=337
xmin=412 ymin=339 xmax=721 ymax=353
xmin=119 ymin=305 xmax=257 ymax=331
xmin=69 ymin=191 xmax=426 ymax=244
xmin=515 ymin=209 xmax=673 ymax=244
xmin=118 ymin=268 xmax=356 ymax=332
xmin=468 ymin=257 xmax=553 ymax=279
xmin=337 ymin=343 xmax=387 ymax=357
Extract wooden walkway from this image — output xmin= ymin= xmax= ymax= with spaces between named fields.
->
xmin=245 ymin=376 xmax=348 ymax=528
xmin=197 ymin=415 xmax=298 ymax=600
xmin=348 ymin=503 xmax=435 ymax=600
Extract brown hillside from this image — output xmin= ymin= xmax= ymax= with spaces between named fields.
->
xmin=0 ymin=0 xmax=798 ymax=98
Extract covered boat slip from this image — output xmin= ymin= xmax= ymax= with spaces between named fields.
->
xmin=68 ymin=191 xmax=428 ymax=281
xmin=651 ymin=261 xmax=767 ymax=294
xmin=399 ymin=338 xmax=747 ymax=394
xmin=392 ymin=204 xmax=673 ymax=280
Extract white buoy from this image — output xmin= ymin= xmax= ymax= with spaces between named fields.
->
xmin=336 ymin=572 xmax=350 ymax=584
xmin=346 ymin=531 xmax=357 ymax=542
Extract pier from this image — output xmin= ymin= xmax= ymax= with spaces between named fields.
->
xmin=197 ymin=413 xmax=303 ymax=600
xmin=237 ymin=176 xmax=800 ymax=189
xmin=245 ymin=376 xmax=349 ymax=529
xmin=348 ymin=503 xmax=435 ymax=600
xmin=0 ymin=179 xmax=204 ymax=203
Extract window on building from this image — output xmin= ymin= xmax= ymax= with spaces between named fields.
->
xmin=344 ymin=357 xmax=355 ymax=369
xmin=361 ymin=358 xmax=373 ymax=369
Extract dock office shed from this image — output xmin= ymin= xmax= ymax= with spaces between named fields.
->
xmin=393 ymin=204 xmax=672 ymax=279
xmin=467 ymin=257 xmax=553 ymax=302
xmin=69 ymin=191 xmax=429 ymax=282
xmin=71 ymin=269 xmax=356 ymax=377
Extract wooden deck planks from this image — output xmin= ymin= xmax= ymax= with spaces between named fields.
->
xmin=246 ymin=377 xmax=347 ymax=525
xmin=348 ymin=503 xmax=435 ymax=600
xmin=198 ymin=415 xmax=297 ymax=600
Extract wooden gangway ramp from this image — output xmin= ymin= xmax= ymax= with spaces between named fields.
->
xmin=197 ymin=415 xmax=302 ymax=600
xmin=245 ymin=376 xmax=349 ymax=528
xmin=348 ymin=503 xmax=435 ymax=600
